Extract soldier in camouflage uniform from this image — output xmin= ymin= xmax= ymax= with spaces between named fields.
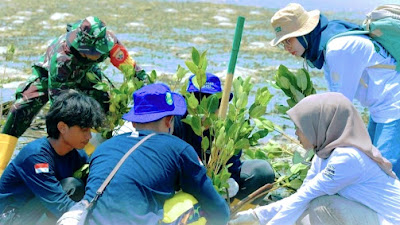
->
xmin=0 ymin=16 xmax=146 ymax=175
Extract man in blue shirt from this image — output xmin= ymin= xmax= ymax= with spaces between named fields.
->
xmin=62 ymin=83 xmax=229 ymax=225
xmin=0 ymin=90 xmax=105 ymax=224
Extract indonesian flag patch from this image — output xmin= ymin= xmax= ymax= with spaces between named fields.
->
xmin=198 ymin=156 xmax=204 ymax=166
xmin=34 ymin=163 xmax=49 ymax=174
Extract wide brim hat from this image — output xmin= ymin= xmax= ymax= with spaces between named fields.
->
xmin=187 ymin=73 xmax=233 ymax=100
xmin=270 ymin=3 xmax=320 ymax=46
xmin=66 ymin=16 xmax=114 ymax=56
xmin=123 ymin=83 xmax=187 ymax=123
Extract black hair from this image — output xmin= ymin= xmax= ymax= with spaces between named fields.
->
xmin=193 ymin=92 xmax=212 ymax=101
xmin=46 ymin=90 xmax=105 ymax=139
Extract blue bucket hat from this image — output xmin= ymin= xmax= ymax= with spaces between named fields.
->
xmin=187 ymin=73 xmax=233 ymax=100
xmin=123 ymin=83 xmax=187 ymax=123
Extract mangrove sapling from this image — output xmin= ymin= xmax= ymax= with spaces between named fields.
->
xmin=274 ymin=64 xmax=316 ymax=111
xmin=242 ymin=65 xmax=317 ymax=198
xmin=181 ymin=47 xmax=275 ymax=199
xmin=91 ymin=63 xmax=152 ymax=139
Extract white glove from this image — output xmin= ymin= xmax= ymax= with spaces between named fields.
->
xmin=57 ymin=200 xmax=89 ymax=225
xmin=227 ymin=178 xmax=239 ymax=198
xmin=229 ymin=209 xmax=260 ymax=225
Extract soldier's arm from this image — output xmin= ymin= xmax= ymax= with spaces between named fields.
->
xmin=48 ymin=52 xmax=73 ymax=102
xmin=107 ymin=31 xmax=147 ymax=80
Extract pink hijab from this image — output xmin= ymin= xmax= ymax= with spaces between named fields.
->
xmin=287 ymin=92 xmax=396 ymax=179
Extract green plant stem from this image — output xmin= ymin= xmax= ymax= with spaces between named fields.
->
xmin=230 ymin=182 xmax=275 ymax=216
xmin=274 ymin=127 xmax=303 ymax=148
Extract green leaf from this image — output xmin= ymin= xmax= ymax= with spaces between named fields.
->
xmin=181 ymin=116 xmax=192 ymax=126
xmin=185 ymin=61 xmax=198 ymax=74
xmin=191 ymin=47 xmax=200 ymax=66
xmin=249 ymin=105 xmax=266 ymax=118
xmin=251 ymin=129 xmax=269 ymax=140
xmin=149 ymin=70 xmax=157 ymax=83
xmin=215 ymin=127 xmax=226 ymax=149
xmin=262 ymin=119 xmax=275 ymax=132
xmin=292 ymin=151 xmax=303 ymax=164
xmin=289 ymin=85 xmax=305 ymax=103
xmin=73 ymin=164 xmax=89 ymax=179
xmin=276 ymin=104 xmax=289 ymax=114
xmin=176 ymin=65 xmax=188 ymax=80
xmin=227 ymin=123 xmax=240 ymax=139
xmin=296 ymin=69 xmax=308 ymax=92
xmin=305 ymin=150 xmax=315 ymax=161
xmin=254 ymin=149 xmax=267 ymax=160
xmin=86 ymin=72 xmax=99 ymax=82
xmin=256 ymin=88 xmax=272 ymax=106
xmin=234 ymin=138 xmax=250 ymax=150
xmin=120 ymin=64 xmax=135 ymax=78
xmin=278 ymin=64 xmax=296 ymax=83
xmin=190 ymin=115 xmax=202 ymax=136
xmin=278 ymin=76 xmax=291 ymax=89
xmin=235 ymin=93 xmax=248 ymax=109
xmin=93 ymin=82 xmax=109 ymax=92
xmin=207 ymin=94 xmax=220 ymax=113
xmin=244 ymin=149 xmax=255 ymax=159
xmin=199 ymin=50 xmax=208 ymax=72
xmin=289 ymin=179 xmax=303 ymax=189
xmin=287 ymin=98 xmax=296 ymax=108
xmin=201 ymin=136 xmax=209 ymax=151
xmin=199 ymin=95 xmax=208 ymax=114
xmin=187 ymin=94 xmax=199 ymax=109
xmin=196 ymin=73 xmax=207 ymax=92
xmin=290 ymin=163 xmax=309 ymax=174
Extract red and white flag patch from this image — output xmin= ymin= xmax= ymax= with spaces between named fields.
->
xmin=34 ymin=163 xmax=49 ymax=174
xmin=197 ymin=156 xmax=204 ymax=166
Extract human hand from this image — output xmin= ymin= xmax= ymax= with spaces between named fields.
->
xmin=227 ymin=178 xmax=239 ymax=198
xmin=57 ymin=200 xmax=89 ymax=225
xmin=229 ymin=209 xmax=259 ymax=225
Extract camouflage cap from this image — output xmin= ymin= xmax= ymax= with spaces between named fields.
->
xmin=66 ymin=16 xmax=114 ymax=56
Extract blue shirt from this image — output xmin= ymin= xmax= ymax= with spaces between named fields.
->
xmin=85 ymin=130 xmax=229 ymax=225
xmin=0 ymin=137 xmax=88 ymax=217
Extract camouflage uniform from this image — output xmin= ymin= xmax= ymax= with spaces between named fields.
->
xmin=2 ymin=16 xmax=146 ymax=137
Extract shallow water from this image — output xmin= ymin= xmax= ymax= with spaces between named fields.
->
xmin=0 ymin=0 xmax=375 ymax=140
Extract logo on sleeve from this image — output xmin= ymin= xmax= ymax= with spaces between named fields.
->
xmin=113 ymin=49 xmax=125 ymax=61
xmin=34 ymin=163 xmax=49 ymax=174
xmin=323 ymin=164 xmax=335 ymax=179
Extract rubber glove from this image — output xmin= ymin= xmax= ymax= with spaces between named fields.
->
xmin=57 ymin=200 xmax=89 ymax=225
xmin=227 ymin=177 xmax=239 ymax=198
xmin=229 ymin=209 xmax=260 ymax=225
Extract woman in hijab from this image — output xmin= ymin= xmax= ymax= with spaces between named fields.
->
xmin=229 ymin=92 xmax=400 ymax=225
xmin=269 ymin=3 xmax=400 ymax=175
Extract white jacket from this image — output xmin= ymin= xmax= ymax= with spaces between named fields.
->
xmin=323 ymin=35 xmax=400 ymax=123
xmin=254 ymin=147 xmax=400 ymax=225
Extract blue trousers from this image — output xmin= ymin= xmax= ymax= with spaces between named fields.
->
xmin=368 ymin=118 xmax=400 ymax=176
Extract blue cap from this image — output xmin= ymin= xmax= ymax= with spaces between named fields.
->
xmin=187 ymin=73 xmax=233 ymax=100
xmin=122 ymin=83 xmax=187 ymax=123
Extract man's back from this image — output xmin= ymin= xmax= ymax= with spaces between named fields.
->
xmin=84 ymin=130 xmax=229 ymax=225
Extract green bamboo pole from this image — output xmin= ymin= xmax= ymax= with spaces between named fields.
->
xmin=218 ymin=16 xmax=245 ymax=119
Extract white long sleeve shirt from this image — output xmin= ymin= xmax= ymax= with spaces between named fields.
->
xmin=254 ymin=147 xmax=400 ymax=225
xmin=323 ymin=35 xmax=400 ymax=123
